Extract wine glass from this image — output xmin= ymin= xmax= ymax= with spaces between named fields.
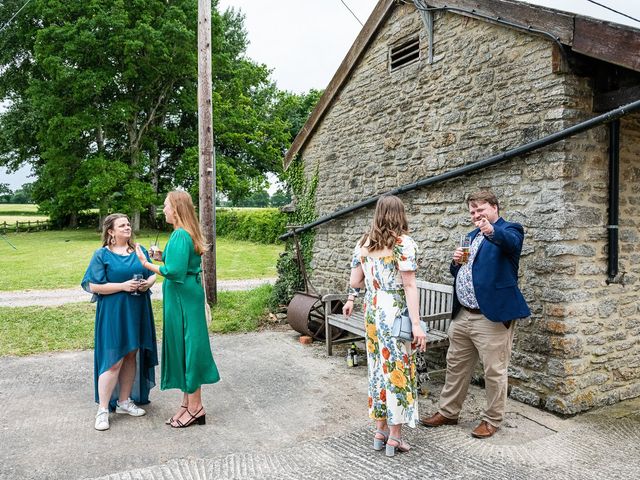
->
xmin=149 ymin=243 xmax=160 ymax=261
xmin=150 ymin=232 xmax=160 ymax=260
xmin=131 ymin=273 xmax=143 ymax=295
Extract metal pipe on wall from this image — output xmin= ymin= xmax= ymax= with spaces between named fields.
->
xmin=607 ymin=119 xmax=620 ymax=283
xmin=280 ymin=98 xmax=640 ymax=241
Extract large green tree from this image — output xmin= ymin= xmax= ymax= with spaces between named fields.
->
xmin=1 ymin=0 xmax=197 ymax=226
xmin=0 ymin=1 xmax=321 ymax=226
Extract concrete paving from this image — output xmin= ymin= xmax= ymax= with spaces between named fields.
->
xmin=1 ymin=330 xmax=639 ymax=480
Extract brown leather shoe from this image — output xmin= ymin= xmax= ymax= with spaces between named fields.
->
xmin=471 ymin=420 xmax=499 ymax=438
xmin=420 ymin=412 xmax=458 ymax=427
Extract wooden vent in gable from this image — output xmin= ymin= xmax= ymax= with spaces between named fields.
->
xmin=389 ymin=37 xmax=420 ymax=71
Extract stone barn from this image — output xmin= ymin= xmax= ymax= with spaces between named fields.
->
xmin=283 ymin=0 xmax=640 ymax=414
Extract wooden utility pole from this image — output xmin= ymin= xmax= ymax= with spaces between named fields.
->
xmin=198 ymin=0 xmax=217 ymax=304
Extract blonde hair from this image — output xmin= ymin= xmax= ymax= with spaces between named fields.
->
xmin=166 ymin=190 xmax=208 ymax=255
xmin=361 ymin=195 xmax=409 ymax=252
xmin=101 ymin=213 xmax=135 ymax=250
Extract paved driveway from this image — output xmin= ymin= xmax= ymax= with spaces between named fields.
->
xmin=0 ymin=330 xmax=638 ymax=480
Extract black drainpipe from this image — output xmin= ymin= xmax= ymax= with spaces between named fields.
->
xmin=607 ymin=119 xmax=620 ymax=283
xmin=280 ymin=98 xmax=640 ymax=241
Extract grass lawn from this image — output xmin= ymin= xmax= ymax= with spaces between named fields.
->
xmin=0 ymin=229 xmax=282 ymax=290
xmin=0 ymin=285 xmax=273 ymax=356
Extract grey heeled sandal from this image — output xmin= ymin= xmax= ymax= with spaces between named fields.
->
xmin=373 ymin=429 xmax=389 ymax=450
xmin=385 ymin=436 xmax=410 ymax=457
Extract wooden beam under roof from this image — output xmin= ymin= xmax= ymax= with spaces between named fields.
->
xmin=573 ymin=17 xmax=640 ymax=73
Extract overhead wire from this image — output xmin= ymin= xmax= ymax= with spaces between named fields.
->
xmin=340 ymin=0 xmax=364 ymax=27
xmin=0 ymin=0 xmax=34 ymax=33
xmin=584 ymin=0 xmax=640 ymax=24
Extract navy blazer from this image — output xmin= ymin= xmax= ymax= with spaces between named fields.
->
xmin=450 ymin=217 xmax=530 ymax=322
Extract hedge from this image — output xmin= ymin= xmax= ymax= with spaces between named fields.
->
xmin=216 ymin=208 xmax=287 ymax=244
xmin=46 ymin=208 xmax=286 ymax=244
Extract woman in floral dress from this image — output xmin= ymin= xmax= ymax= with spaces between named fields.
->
xmin=343 ymin=195 xmax=427 ymax=456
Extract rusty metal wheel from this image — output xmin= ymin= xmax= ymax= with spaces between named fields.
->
xmin=287 ymin=292 xmax=344 ymax=341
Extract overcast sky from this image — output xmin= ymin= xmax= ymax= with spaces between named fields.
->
xmin=2 ymin=0 xmax=639 ymax=189
xmin=217 ymin=0 xmax=640 ymax=93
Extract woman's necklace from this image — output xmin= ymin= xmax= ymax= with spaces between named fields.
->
xmin=110 ymin=243 xmax=131 ymax=256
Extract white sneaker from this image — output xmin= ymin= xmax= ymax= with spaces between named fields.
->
xmin=95 ymin=407 xmax=110 ymax=431
xmin=115 ymin=398 xmax=146 ymax=417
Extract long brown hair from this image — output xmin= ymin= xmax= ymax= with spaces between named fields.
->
xmin=361 ymin=195 xmax=409 ymax=252
xmin=166 ymin=190 xmax=207 ymax=255
xmin=101 ymin=213 xmax=135 ymax=250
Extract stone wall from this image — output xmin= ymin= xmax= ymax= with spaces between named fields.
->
xmin=297 ymin=4 xmax=640 ymax=413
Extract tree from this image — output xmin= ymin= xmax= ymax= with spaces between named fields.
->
xmin=234 ymin=189 xmax=270 ymax=207
xmin=272 ymin=89 xmax=323 ymax=147
xmin=10 ymin=183 xmax=33 ymax=203
xmin=269 ymin=187 xmax=291 ymax=207
xmin=0 ymin=184 xmax=12 ymax=203
xmin=0 ymin=0 xmax=197 ymax=226
xmin=0 ymin=1 xmax=323 ymax=223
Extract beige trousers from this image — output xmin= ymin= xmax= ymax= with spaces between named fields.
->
xmin=438 ymin=308 xmax=516 ymax=427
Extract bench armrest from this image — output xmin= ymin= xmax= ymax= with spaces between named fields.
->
xmin=322 ymin=293 xmax=349 ymax=302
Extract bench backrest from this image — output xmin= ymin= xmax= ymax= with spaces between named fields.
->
xmin=416 ymin=280 xmax=454 ymax=332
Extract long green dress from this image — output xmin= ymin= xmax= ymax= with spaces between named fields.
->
xmin=160 ymin=228 xmax=220 ymax=392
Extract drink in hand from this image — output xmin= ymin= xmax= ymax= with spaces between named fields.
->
xmin=131 ymin=273 xmax=143 ymax=295
xmin=460 ymin=235 xmax=470 ymax=264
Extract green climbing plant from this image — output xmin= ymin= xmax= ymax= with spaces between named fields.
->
xmin=269 ymin=159 xmax=319 ymax=310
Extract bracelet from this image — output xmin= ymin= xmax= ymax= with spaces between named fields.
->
xmin=346 ymin=297 xmax=355 ymax=302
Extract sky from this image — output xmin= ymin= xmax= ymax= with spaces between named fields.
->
xmin=2 ymin=0 xmax=640 ymax=190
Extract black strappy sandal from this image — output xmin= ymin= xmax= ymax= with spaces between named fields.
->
xmin=165 ymin=404 xmax=188 ymax=425
xmin=170 ymin=406 xmax=206 ymax=428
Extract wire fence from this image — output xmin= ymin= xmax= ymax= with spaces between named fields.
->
xmin=0 ymin=219 xmax=51 ymax=233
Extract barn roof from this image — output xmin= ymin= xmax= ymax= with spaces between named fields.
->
xmin=283 ymin=0 xmax=640 ymax=168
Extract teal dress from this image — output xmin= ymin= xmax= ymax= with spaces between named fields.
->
xmin=82 ymin=247 xmax=158 ymax=409
xmin=159 ymin=228 xmax=220 ymax=392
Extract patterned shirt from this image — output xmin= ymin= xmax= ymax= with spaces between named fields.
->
xmin=455 ymin=233 xmax=484 ymax=308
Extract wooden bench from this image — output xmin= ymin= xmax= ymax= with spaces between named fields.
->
xmin=323 ymin=280 xmax=454 ymax=356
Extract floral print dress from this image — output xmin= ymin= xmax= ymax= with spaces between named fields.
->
xmin=351 ymin=234 xmax=419 ymax=427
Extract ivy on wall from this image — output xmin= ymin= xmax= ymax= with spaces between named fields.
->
xmin=269 ymin=159 xmax=319 ymax=310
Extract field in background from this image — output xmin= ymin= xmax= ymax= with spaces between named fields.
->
xmin=0 ymin=204 xmax=40 ymax=214
xmin=0 ymin=229 xmax=281 ymax=290
xmin=0 ymin=204 xmax=48 ymax=223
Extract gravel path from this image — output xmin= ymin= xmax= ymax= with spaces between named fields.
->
xmin=0 ymin=277 xmax=277 ymax=307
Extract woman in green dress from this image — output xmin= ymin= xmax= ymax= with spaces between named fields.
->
xmin=136 ymin=190 xmax=220 ymax=428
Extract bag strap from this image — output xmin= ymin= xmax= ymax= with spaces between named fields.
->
xmin=200 ymin=260 xmax=212 ymax=328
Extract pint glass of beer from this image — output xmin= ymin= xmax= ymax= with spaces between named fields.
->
xmin=459 ymin=235 xmax=471 ymax=264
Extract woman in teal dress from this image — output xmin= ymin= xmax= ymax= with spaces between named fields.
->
xmin=82 ymin=213 xmax=158 ymax=431
xmin=136 ymin=190 xmax=220 ymax=428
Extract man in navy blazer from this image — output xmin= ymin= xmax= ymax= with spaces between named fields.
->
xmin=422 ymin=191 xmax=530 ymax=438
